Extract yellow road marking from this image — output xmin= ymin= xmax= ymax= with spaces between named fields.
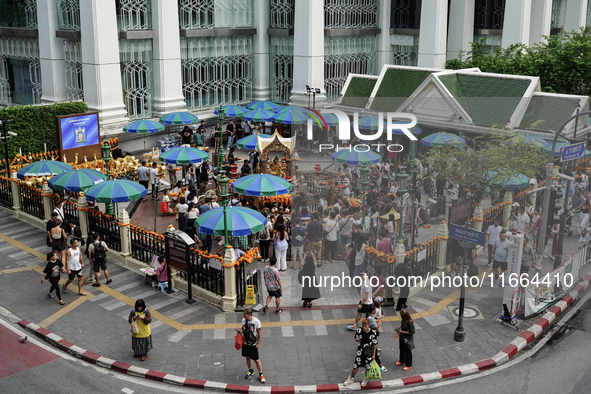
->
xmin=0 ymin=266 xmax=36 ymax=275
xmin=39 ymin=295 xmax=92 ymax=328
xmin=0 ymin=231 xmax=47 ymax=261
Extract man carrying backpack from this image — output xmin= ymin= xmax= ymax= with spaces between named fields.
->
xmin=241 ymin=307 xmax=265 ymax=383
xmin=88 ymin=232 xmax=111 ymax=287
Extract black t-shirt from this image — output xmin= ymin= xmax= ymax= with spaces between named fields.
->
xmin=241 ymin=164 xmax=251 ymax=175
xmin=180 ymin=129 xmax=193 ymax=144
xmin=394 ymin=263 xmax=413 ymax=288
xmin=228 ymin=152 xmax=235 ymax=164
xmin=226 ymin=124 xmax=234 ymax=137
xmin=197 ymin=124 xmax=207 ymax=133
xmin=43 ymin=260 xmax=63 ymax=282
xmin=46 ymin=219 xmax=56 ymax=233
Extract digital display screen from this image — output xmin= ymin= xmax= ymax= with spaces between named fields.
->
xmin=60 ymin=113 xmax=100 ymax=150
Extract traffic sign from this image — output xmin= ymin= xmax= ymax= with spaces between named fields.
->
xmin=560 ymin=142 xmax=586 ymax=162
xmin=449 ymin=224 xmax=485 ymax=246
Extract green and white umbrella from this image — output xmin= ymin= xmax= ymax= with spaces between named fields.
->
xmin=330 ymin=149 xmax=382 ymax=165
xmin=421 ymin=132 xmax=466 ymax=148
xmin=123 ymin=120 xmax=165 ymax=133
xmin=196 ymin=206 xmax=267 ymax=236
xmin=504 ymin=134 xmax=549 ymax=148
xmin=271 ymin=106 xmax=312 ymax=124
xmin=85 ymin=179 xmax=147 ymax=203
xmin=48 ymin=168 xmax=108 ymax=193
xmin=159 ymin=147 xmax=210 ymax=165
xmin=17 ymin=160 xmax=73 ymax=180
xmin=230 ymin=174 xmax=292 ymax=197
xmin=159 ymin=112 xmax=199 ymax=125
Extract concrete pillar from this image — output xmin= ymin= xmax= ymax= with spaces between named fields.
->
xmin=529 ymin=0 xmax=552 ymax=46
xmin=290 ymin=0 xmax=327 ymax=107
xmin=501 ymin=0 xmax=531 ymax=48
xmin=119 ymin=209 xmax=131 ymax=256
xmin=78 ymin=194 xmax=89 ymax=244
xmin=222 ymin=246 xmax=237 ymax=312
xmin=80 ymin=0 xmax=128 ymax=130
xmin=377 ymin=0 xmax=393 ymax=68
xmin=151 ymin=0 xmax=186 ymax=117
xmin=564 ymin=0 xmax=588 ymax=33
xmin=447 ymin=0 xmax=474 ymax=60
xmin=502 ymin=190 xmax=514 ymax=231
xmin=417 ymin=0 xmax=448 ymax=68
xmin=473 ymin=204 xmax=483 ymax=233
xmin=41 ymin=182 xmax=53 ymax=221
xmin=37 ymin=0 xmax=68 ymax=103
xmin=10 ymin=172 xmax=21 ymax=211
xmin=252 ymin=0 xmax=271 ymax=101
xmin=393 ymin=239 xmax=406 ymax=296
xmin=436 ymin=220 xmax=449 ymax=273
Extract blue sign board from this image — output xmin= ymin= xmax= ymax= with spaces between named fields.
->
xmin=60 ymin=113 xmax=99 ymax=150
xmin=560 ymin=142 xmax=586 ymax=162
xmin=449 ymin=224 xmax=485 ymax=246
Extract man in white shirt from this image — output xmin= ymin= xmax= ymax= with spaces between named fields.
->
xmin=347 ymin=270 xmax=373 ymax=331
xmin=516 ymin=208 xmax=530 ymax=234
xmin=323 ymin=211 xmax=339 ymax=264
xmin=149 ymin=163 xmax=159 ymax=200
xmin=264 ymin=121 xmax=273 ymax=134
xmin=485 ymin=219 xmax=502 ymax=267
xmin=63 ymin=239 xmax=86 ymax=296
xmin=390 ymin=181 xmax=399 ymax=196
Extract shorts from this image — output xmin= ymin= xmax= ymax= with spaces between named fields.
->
xmin=357 ymin=303 xmax=373 ymax=315
xmin=492 ymin=259 xmax=507 ymax=271
xmin=68 ymin=269 xmax=83 ymax=281
xmin=309 ymin=241 xmax=322 ymax=255
xmin=520 ymin=265 xmax=530 ymax=275
xmin=93 ymin=259 xmax=108 ymax=273
xmin=242 ymin=344 xmax=259 ymax=360
xmin=291 ymin=244 xmax=304 ymax=257
xmin=267 ymin=289 xmax=282 ymax=298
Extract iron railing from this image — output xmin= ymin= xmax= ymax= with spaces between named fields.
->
xmin=407 ymin=237 xmax=439 ymax=278
xmin=19 ymin=183 xmax=44 ymax=220
xmin=87 ymin=209 xmax=121 ymax=252
xmin=236 ymin=259 xmax=260 ymax=307
xmin=129 ymin=225 xmax=166 ymax=265
xmin=0 ymin=176 xmax=11 ymax=208
xmin=189 ymin=249 xmax=225 ymax=296
xmin=53 ymin=195 xmax=79 ymax=223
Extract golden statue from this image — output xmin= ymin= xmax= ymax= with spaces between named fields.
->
xmin=270 ymin=156 xmax=282 ymax=176
xmin=75 ymin=153 xmax=78 ymax=165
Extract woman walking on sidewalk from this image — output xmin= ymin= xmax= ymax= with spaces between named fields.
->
xmin=395 ymin=309 xmax=415 ymax=371
xmin=128 ymin=299 xmax=153 ymax=361
xmin=41 ymin=251 xmax=66 ymax=305
xmin=343 ymin=318 xmax=378 ymax=387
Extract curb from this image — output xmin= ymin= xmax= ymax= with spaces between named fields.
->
xmin=17 ymin=274 xmax=591 ymax=392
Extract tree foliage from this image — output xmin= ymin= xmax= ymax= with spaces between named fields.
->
xmin=446 ymin=29 xmax=591 ymax=96
xmin=425 ymin=133 xmax=548 ymax=212
xmin=0 ymin=102 xmax=88 ymax=159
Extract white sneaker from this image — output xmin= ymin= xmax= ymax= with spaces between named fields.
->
xmin=344 ymin=377 xmax=354 ymax=386
xmin=218 ymin=241 xmax=224 ymax=246
xmin=543 ymin=254 xmax=548 ymax=259
xmin=361 ymin=378 xmax=368 ymax=387
xmin=579 ymin=237 xmax=586 ymax=243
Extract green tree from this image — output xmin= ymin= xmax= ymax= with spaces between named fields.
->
xmin=425 ymin=132 xmax=547 ymax=213
xmin=446 ymin=29 xmax=591 ymax=96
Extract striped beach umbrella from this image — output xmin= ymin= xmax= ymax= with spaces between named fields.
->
xmin=487 ymin=171 xmax=529 ymax=190
xmin=331 ymin=149 xmax=382 ymax=165
xmin=504 ymin=134 xmax=549 ymax=148
xmin=542 ymin=141 xmax=569 ymax=155
xmin=196 ymin=206 xmax=268 ymax=236
xmin=85 ymin=179 xmax=147 ymax=203
xmin=421 ymin=132 xmax=466 ymax=148
xmin=236 ymin=134 xmax=271 ymax=150
xmin=230 ymin=174 xmax=292 ymax=197
xmin=214 ymin=105 xmax=249 ymax=118
xmin=123 ymin=120 xmax=164 ymax=133
xmin=320 ymin=113 xmax=340 ymax=126
xmin=158 ymin=147 xmax=209 ymax=165
xmin=17 ymin=160 xmax=73 ymax=180
xmin=271 ymin=106 xmax=311 ymax=124
xmin=48 ymin=169 xmax=108 ymax=193
xmin=351 ymin=116 xmax=387 ymax=131
xmin=246 ymin=100 xmax=282 ymax=111
xmin=243 ymin=108 xmax=276 ymax=122
xmin=159 ymin=111 xmax=199 ymax=125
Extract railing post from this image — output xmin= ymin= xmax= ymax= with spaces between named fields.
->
xmin=473 ymin=204 xmax=483 ymax=232
xmin=222 ymin=246 xmax=237 ymax=312
xmin=436 ymin=220 xmax=449 ymax=274
xmin=10 ymin=171 xmax=21 ymax=213
xmin=502 ymin=190 xmax=513 ymax=231
xmin=393 ymin=240 xmax=406 ymax=296
xmin=41 ymin=182 xmax=53 ymax=221
xmin=119 ymin=209 xmax=131 ymax=256
xmin=78 ymin=194 xmax=89 ymax=243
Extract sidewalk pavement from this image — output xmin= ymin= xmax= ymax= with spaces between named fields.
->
xmin=0 ymin=207 xmax=589 ymax=388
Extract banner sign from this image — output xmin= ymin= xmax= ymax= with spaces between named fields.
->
xmin=449 ymin=198 xmax=472 ymax=224
xmin=503 ymin=233 xmax=523 ymax=320
xmin=60 ymin=113 xmax=99 ymax=150
xmin=449 ymin=224 xmax=485 ymax=246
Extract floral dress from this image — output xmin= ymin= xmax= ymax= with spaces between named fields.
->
xmin=353 ymin=327 xmax=378 ymax=369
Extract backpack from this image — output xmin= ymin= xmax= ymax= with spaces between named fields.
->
xmin=260 ymin=225 xmax=269 ymax=239
xmin=243 ymin=321 xmax=257 ymax=346
xmin=93 ymin=241 xmax=106 ymax=260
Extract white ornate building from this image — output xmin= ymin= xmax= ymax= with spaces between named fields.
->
xmin=0 ymin=0 xmax=589 ymax=135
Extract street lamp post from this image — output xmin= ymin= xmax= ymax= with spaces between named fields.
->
xmin=219 ymin=172 xmax=230 ymax=249
xmin=0 ymin=119 xmax=14 ymax=174
xmin=218 ymin=107 xmax=225 ymax=171
xmin=397 ymin=170 xmax=409 ymax=244
xmin=359 ymin=163 xmax=370 ymax=230
xmin=101 ymin=141 xmax=114 ymax=215
xmin=454 ymin=240 xmax=472 ymax=342
xmin=409 ymin=140 xmax=417 ymax=249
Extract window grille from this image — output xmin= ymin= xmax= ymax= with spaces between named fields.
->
xmin=181 ymin=36 xmax=253 ymax=110
xmin=325 ymin=0 xmax=377 ymax=29
xmin=24 ymin=0 xmax=37 ymax=28
xmin=179 ymin=0 xmax=253 ymax=29
xmin=473 ymin=34 xmax=502 ymax=53
xmin=64 ymin=39 xmax=83 ymax=101
xmin=391 ymin=0 xmax=421 ymax=29
xmin=269 ymin=35 xmax=293 ymax=104
xmin=587 ymin=0 xmax=591 ymax=27
xmin=119 ymin=39 xmax=153 ymax=119
xmin=473 ymin=0 xmax=505 ymax=29
xmin=57 ymin=0 xmax=80 ymax=31
xmin=0 ymin=0 xmax=37 ymax=28
xmin=324 ymin=35 xmax=377 ymax=103
xmin=0 ymin=59 xmax=10 ymax=106
xmin=391 ymin=34 xmax=418 ymax=66
xmin=551 ymin=0 xmax=566 ymax=29
xmin=270 ymin=0 xmax=294 ymax=28
xmin=29 ymin=57 xmax=42 ymax=104
xmin=116 ymin=0 xmax=151 ymax=31
xmin=0 ymin=36 xmax=41 ymax=106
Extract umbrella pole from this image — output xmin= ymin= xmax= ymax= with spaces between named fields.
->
xmin=154 ymin=189 xmax=157 ymax=232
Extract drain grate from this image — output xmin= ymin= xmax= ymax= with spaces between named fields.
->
xmin=447 ymin=305 xmax=485 ymax=320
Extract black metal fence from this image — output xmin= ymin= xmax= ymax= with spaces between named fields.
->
xmin=129 ymin=225 xmax=165 ymax=265
xmin=0 ymin=176 xmax=11 ymax=208
xmin=87 ymin=209 xmax=121 ymax=251
xmin=236 ymin=259 xmax=260 ymax=307
xmin=407 ymin=237 xmax=440 ymax=278
xmin=481 ymin=202 xmax=507 ymax=231
xmin=19 ymin=183 xmax=44 ymax=219
xmin=189 ymin=250 xmax=225 ymax=296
